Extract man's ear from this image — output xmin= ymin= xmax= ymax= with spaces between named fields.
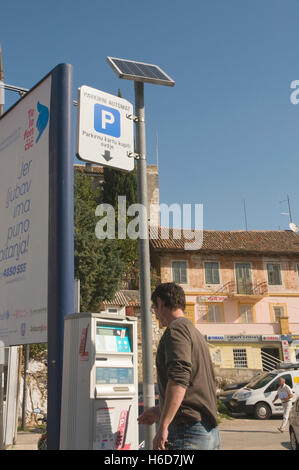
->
xmin=156 ymin=297 xmax=163 ymax=309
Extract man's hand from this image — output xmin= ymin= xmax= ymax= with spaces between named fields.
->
xmin=138 ymin=406 xmax=160 ymax=426
xmin=153 ymin=425 xmax=168 ymax=450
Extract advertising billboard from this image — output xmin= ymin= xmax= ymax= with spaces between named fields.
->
xmin=0 ymin=77 xmax=51 ymax=345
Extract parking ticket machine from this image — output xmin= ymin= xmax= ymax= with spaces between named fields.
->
xmin=60 ymin=313 xmax=138 ymax=450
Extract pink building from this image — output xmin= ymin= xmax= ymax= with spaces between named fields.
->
xmin=150 ymin=229 xmax=299 ymax=374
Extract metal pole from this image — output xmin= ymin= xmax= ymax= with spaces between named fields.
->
xmin=47 ymin=64 xmax=74 ymax=450
xmin=0 ymin=360 xmax=3 ymax=450
xmin=134 ymin=81 xmax=155 ymax=450
xmin=0 ymin=43 xmax=4 ymax=116
xmin=21 ymin=345 xmax=29 ymax=430
xmin=14 ymin=347 xmax=22 ymax=444
xmin=0 ymin=46 xmax=4 ymax=449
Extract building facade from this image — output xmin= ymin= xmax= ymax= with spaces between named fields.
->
xmin=150 ymin=229 xmax=299 ymax=375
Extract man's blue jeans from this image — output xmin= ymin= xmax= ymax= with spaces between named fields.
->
xmin=167 ymin=421 xmax=221 ymax=450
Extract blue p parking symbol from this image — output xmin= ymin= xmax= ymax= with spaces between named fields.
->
xmin=94 ymin=104 xmax=121 ymax=138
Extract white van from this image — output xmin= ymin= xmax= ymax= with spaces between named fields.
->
xmin=229 ymin=363 xmax=299 ymax=419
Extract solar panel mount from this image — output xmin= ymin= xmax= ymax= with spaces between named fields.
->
xmin=106 ymin=57 xmax=175 ymax=87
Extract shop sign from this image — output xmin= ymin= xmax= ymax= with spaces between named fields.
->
xmin=281 ymin=335 xmax=292 ymax=342
xmin=225 ymin=335 xmax=261 ymax=343
xmin=282 ymin=340 xmax=291 ymax=362
xmin=206 ymin=335 xmax=225 ymax=341
xmin=198 ymin=296 xmax=227 ymax=302
xmin=262 ymin=335 xmax=280 ymax=342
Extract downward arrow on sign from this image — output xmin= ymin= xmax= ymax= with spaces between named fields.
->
xmin=103 ymin=150 xmax=113 ymax=162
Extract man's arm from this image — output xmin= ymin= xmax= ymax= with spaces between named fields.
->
xmin=272 ymin=392 xmax=278 ymax=403
xmin=138 ymin=405 xmax=160 ymax=425
xmin=152 ymin=379 xmax=186 ymax=450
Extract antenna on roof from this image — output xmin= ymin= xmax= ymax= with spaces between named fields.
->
xmin=280 ymin=194 xmax=293 ymax=224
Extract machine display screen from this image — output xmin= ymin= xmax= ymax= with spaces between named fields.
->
xmin=96 ymin=367 xmax=134 ymax=384
xmin=96 ymin=325 xmax=131 ymax=353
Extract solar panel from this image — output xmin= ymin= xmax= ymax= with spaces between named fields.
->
xmin=106 ymin=57 xmax=175 ymax=87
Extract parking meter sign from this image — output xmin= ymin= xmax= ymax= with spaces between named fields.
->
xmin=76 ymin=86 xmax=134 ymax=171
xmin=94 ymin=104 xmax=121 ymax=138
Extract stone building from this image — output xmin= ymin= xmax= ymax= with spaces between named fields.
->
xmin=150 ymin=228 xmax=299 ymax=381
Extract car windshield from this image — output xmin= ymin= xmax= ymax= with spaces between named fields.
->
xmin=246 ymin=372 xmax=278 ymax=390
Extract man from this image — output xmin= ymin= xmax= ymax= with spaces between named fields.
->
xmin=138 ymin=282 xmax=220 ymax=450
xmin=272 ymin=377 xmax=293 ymax=432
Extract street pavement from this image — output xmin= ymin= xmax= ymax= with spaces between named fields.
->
xmin=218 ymin=414 xmax=291 ymax=450
xmin=6 ymin=431 xmax=40 ymax=450
xmin=6 ymin=416 xmax=293 ymax=450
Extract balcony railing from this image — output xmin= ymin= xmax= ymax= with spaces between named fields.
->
xmin=216 ymin=281 xmax=268 ymax=297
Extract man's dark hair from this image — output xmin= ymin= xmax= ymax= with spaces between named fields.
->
xmin=151 ymin=282 xmax=186 ymax=311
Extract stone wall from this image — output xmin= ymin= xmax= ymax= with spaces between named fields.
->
xmin=214 ymin=366 xmax=261 ymax=384
xmin=19 ymin=359 xmax=47 ymax=426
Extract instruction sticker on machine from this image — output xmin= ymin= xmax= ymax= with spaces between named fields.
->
xmin=94 ymin=405 xmax=132 ymax=450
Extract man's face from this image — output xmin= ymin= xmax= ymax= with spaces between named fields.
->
xmin=152 ymin=297 xmax=167 ymax=327
xmin=279 ymin=378 xmax=285 ymax=387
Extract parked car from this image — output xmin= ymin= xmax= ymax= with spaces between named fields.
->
xmin=218 ymin=381 xmax=249 ymax=408
xmin=289 ymin=397 xmax=299 ymax=450
xmin=229 ymin=363 xmax=299 ymax=420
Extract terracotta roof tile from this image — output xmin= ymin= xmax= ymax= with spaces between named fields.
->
xmin=149 ymin=228 xmax=299 ymax=255
xmin=103 ymin=290 xmax=140 ymax=307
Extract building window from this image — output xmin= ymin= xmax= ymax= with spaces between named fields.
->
xmin=273 ymin=305 xmax=285 ymax=322
xmin=172 ymin=261 xmax=187 ymax=284
xmin=235 ymin=263 xmax=253 ymax=294
xmin=204 ymin=303 xmax=222 ymax=322
xmin=240 ymin=304 xmax=254 ymax=323
xmin=204 ymin=262 xmax=220 ymax=284
xmin=233 ymin=349 xmax=248 ymax=368
xmin=267 ymin=264 xmax=282 ymax=285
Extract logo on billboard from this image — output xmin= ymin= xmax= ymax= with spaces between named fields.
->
xmin=24 ymin=101 xmax=49 ymax=151
xmin=94 ymin=104 xmax=121 ymax=138
xmin=36 ymin=101 xmax=49 ymax=143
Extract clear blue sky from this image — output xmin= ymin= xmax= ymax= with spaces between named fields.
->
xmin=2 ymin=0 xmax=299 ymax=231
